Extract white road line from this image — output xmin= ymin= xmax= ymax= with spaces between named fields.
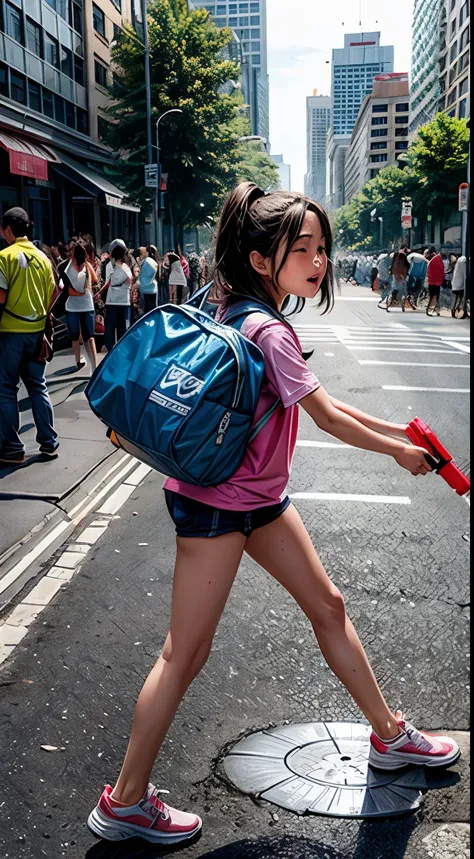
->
xmin=68 ymin=453 xmax=131 ymax=519
xmin=97 ymin=482 xmax=137 ymax=515
xmin=0 ymin=520 xmax=70 ymax=598
xmin=124 ymin=463 xmax=152 ymax=486
xmin=440 ymin=341 xmax=470 ymax=354
xmin=347 ymin=347 xmax=460 ymax=353
xmin=290 ymin=492 xmax=411 ymax=504
xmin=334 ymin=296 xmax=380 ymax=301
xmin=296 ymin=440 xmax=351 ymax=449
xmin=382 ymin=385 xmax=470 ymax=393
xmin=359 ymin=360 xmax=470 ymax=368
xmin=440 ymin=336 xmax=470 ymax=341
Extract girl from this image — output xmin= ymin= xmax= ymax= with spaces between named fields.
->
xmin=88 ymin=184 xmax=460 ymax=845
xmin=61 ymin=240 xmax=98 ymax=372
xmin=165 ymin=251 xmax=187 ymax=304
xmin=101 ymin=244 xmax=132 ymax=351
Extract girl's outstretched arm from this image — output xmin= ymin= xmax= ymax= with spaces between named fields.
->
xmin=300 ymin=386 xmax=431 ymax=476
xmin=329 ymin=396 xmax=407 ymax=440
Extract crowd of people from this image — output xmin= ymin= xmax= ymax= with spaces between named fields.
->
xmin=337 ymin=246 xmax=467 ymax=316
xmin=0 ymin=205 xmax=212 ymax=464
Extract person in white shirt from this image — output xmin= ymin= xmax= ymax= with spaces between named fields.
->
xmin=451 ymin=255 xmax=466 ymax=317
xmin=165 ymin=252 xmax=187 ymax=304
xmin=61 ymin=241 xmax=98 ymax=371
xmin=103 ymin=243 xmax=132 ymax=352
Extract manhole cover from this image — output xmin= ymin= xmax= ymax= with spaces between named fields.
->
xmin=222 ymin=722 xmax=425 ymax=818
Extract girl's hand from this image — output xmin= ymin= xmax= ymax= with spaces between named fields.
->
xmin=393 ymin=445 xmax=433 ymax=476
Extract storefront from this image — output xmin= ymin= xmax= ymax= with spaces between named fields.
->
xmin=0 ymin=128 xmax=140 ymax=249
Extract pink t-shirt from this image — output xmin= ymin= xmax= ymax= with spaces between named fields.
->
xmin=163 ymin=312 xmax=320 ymax=510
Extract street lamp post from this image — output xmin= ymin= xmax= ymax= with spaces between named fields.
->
xmin=155 ymin=108 xmax=183 ymax=252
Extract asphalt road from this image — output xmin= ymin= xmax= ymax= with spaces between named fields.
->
xmin=0 ymin=292 xmax=470 ymax=859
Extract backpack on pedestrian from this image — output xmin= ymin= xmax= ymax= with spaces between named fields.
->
xmin=85 ymin=284 xmax=283 ymax=486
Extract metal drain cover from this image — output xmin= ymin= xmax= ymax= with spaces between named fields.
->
xmin=222 ymin=722 xmax=424 ymax=818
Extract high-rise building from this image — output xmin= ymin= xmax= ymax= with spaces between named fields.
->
xmin=304 ymin=91 xmax=330 ymax=202
xmin=270 ymin=153 xmax=291 ymax=190
xmin=192 ymin=0 xmax=269 ymax=147
xmin=409 ymin=0 xmax=444 ymax=134
xmin=438 ymin=0 xmax=470 ymax=120
xmin=344 ymin=73 xmax=410 ymax=203
xmin=0 ymin=1 xmax=141 ymax=247
xmin=326 ymin=32 xmax=394 ymax=210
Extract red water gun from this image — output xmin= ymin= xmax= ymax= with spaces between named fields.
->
xmin=405 ymin=417 xmax=470 ymax=496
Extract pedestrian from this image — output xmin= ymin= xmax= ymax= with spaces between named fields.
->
xmin=0 ymin=207 xmax=59 ymax=464
xmin=165 ymin=251 xmax=187 ymax=304
xmin=187 ymin=251 xmax=202 ymax=297
xmin=389 ymin=246 xmax=410 ymax=311
xmin=376 ymin=249 xmax=392 ymax=306
xmin=137 ymin=246 xmax=159 ymax=313
xmin=451 ymin=254 xmax=466 ymax=317
xmin=406 ymin=249 xmax=428 ymax=306
xmin=426 ymin=246 xmax=445 ymax=316
xmin=176 ymin=244 xmax=189 ymax=304
xmin=101 ymin=243 xmax=132 ymax=351
xmin=88 ymin=182 xmax=459 ymax=845
xmin=60 ymin=240 xmax=98 ymax=372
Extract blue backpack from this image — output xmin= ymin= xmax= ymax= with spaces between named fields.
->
xmin=85 ymin=285 xmax=284 ymax=486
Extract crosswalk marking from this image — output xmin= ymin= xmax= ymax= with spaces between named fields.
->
xmin=291 ymin=323 xmax=470 ymax=352
xmin=382 ymin=385 xmax=470 ymax=393
xmin=358 ymin=360 xmax=470 ymax=368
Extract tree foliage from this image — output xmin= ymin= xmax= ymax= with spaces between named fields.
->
xmin=102 ymin=0 xmax=277 ymax=231
xmin=334 ymin=113 xmax=469 ymax=250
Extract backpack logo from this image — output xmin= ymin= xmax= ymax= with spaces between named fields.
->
xmin=159 ymin=364 xmax=205 ymax=399
xmin=216 ymin=411 xmax=231 ymax=445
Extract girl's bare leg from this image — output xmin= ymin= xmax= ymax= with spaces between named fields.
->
xmin=169 ymin=285 xmax=177 ymax=303
xmin=246 ymin=505 xmax=400 ymax=740
xmin=112 ymin=531 xmax=247 ymax=806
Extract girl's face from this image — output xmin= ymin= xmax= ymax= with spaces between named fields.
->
xmin=251 ymin=210 xmax=328 ymax=308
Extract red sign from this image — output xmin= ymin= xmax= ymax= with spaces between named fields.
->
xmin=401 ymin=214 xmax=412 ymax=229
xmin=160 ymin=172 xmax=168 ymax=191
xmin=458 ymin=182 xmax=469 ymax=211
xmin=9 ymin=150 xmax=48 ymax=180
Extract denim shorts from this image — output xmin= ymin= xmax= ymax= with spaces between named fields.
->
xmin=164 ymin=490 xmax=291 ymax=538
xmin=66 ymin=310 xmax=95 ymax=342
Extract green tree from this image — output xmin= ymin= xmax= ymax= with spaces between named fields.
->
xmin=235 ymin=139 xmax=279 ymax=189
xmin=103 ymin=0 xmax=245 ymax=235
xmin=334 ymin=166 xmax=414 ymax=250
xmin=402 ymin=112 xmax=469 ymax=209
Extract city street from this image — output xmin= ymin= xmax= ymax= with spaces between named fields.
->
xmin=0 ymin=287 xmax=470 ymax=859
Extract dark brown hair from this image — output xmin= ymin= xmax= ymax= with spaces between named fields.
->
xmin=213 ymin=182 xmax=335 ymax=315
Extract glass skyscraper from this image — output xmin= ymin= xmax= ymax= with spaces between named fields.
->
xmin=304 ymin=93 xmax=331 ymax=203
xmin=409 ymin=0 xmax=444 ymax=134
xmin=192 ymin=0 xmax=269 ymax=146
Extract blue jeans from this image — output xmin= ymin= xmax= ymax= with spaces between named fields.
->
xmin=105 ymin=305 xmax=130 ymax=353
xmin=0 ymin=332 xmax=58 ymax=456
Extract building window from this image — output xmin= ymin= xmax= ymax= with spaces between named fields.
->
xmin=26 ymin=19 xmax=42 ymax=56
xmin=76 ymin=107 xmax=88 ymax=135
xmin=72 ymin=1 xmax=82 ymax=34
xmin=460 ymin=1 xmax=469 ymax=26
xmin=92 ymin=3 xmax=105 ymax=38
xmin=94 ymin=60 xmax=108 ymax=88
xmin=450 ymin=40 xmax=458 ymax=62
xmin=250 ymin=15 xmax=260 ymax=24
xmin=54 ymin=93 xmax=65 ymax=124
xmin=65 ymin=101 xmax=75 ymax=128
xmin=460 ymin=25 xmax=470 ymax=51
xmin=372 ymin=103 xmax=388 ymax=112
xmin=371 ymin=128 xmax=387 ymax=138
xmin=28 ymin=80 xmax=41 ymax=111
xmin=396 ymin=102 xmax=409 ymax=112
xmin=60 ymin=46 xmax=73 ymax=77
xmin=459 ymin=76 xmax=469 ymax=95
xmin=372 ymin=116 xmax=387 ymax=125
xmin=395 ymin=115 xmax=409 ymax=124
xmin=45 ymin=34 xmax=59 ymax=68
xmin=370 ymin=141 xmax=386 ymax=150
xmin=459 ymin=50 xmax=469 ymax=72
xmin=395 ymin=141 xmax=408 ymax=150
xmin=395 ymin=127 xmax=408 ymax=136
xmin=450 ymin=0 xmax=456 ymax=9
xmin=5 ymin=3 xmax=22 ymax=43
xmin=74 ymin=55 xmax=84 ymax=86
xmin=0 ymin=62 xmax=8 ymax=97
xmin=459 ymin=97 xmax=468 ymax=117
xmin=11 ymin=71 xmax=26 ymax=104
xmin=111 ymin=0 xmax=121 ymax=9
xmin=447 ymin=87 xmax=457 ymax=105
xmin=449 ymin=64 xmax=457 ymax=84
xmin=113 ymin=23 xmax=121 ymax=40
xmin=370 ymin=154 xmax=387 ymax=163
xmin=43 ymin=88 xmax=54 ymax=118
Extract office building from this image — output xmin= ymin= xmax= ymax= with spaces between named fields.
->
xmin=409 ymin=0 xmax=444 ymax=134
xmin=439 ymin=0 xmax=470 ymax=119
xmin=270 ymin=153 xmax=291 ymax=190
xmin=0 ymin=1 xmax=140 ymax=247
xmin=344 ymin=73 xmax=410 ymax=202
xmin=304 ymin=91 xmax=330 ymax=202
xmin=192 ymin=0 xmax=269 ymax=146
xmin=326 ymin=32 xmax=394 ymax=210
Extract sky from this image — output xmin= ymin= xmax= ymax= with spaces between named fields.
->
xmin=266 ymin=0 xmax=415 ymax=191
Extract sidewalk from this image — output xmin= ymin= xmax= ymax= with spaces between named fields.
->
xmin=0 ymin=349 xmax=112 ymax=561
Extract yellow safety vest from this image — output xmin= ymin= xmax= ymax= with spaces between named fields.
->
xmin=0 ymin=239 xmax=56 ymax=333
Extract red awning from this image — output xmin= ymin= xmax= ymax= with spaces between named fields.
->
xmin=0 ymin=131 xmax=60 ymax=181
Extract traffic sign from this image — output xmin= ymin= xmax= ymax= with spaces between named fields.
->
xmin=401 ymin=198 xmax=412 ymax=229
xmin=458 ymin=182 xmax=469 ymax=211
xmin=145 ymin=163 xmax=158 ymax=187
